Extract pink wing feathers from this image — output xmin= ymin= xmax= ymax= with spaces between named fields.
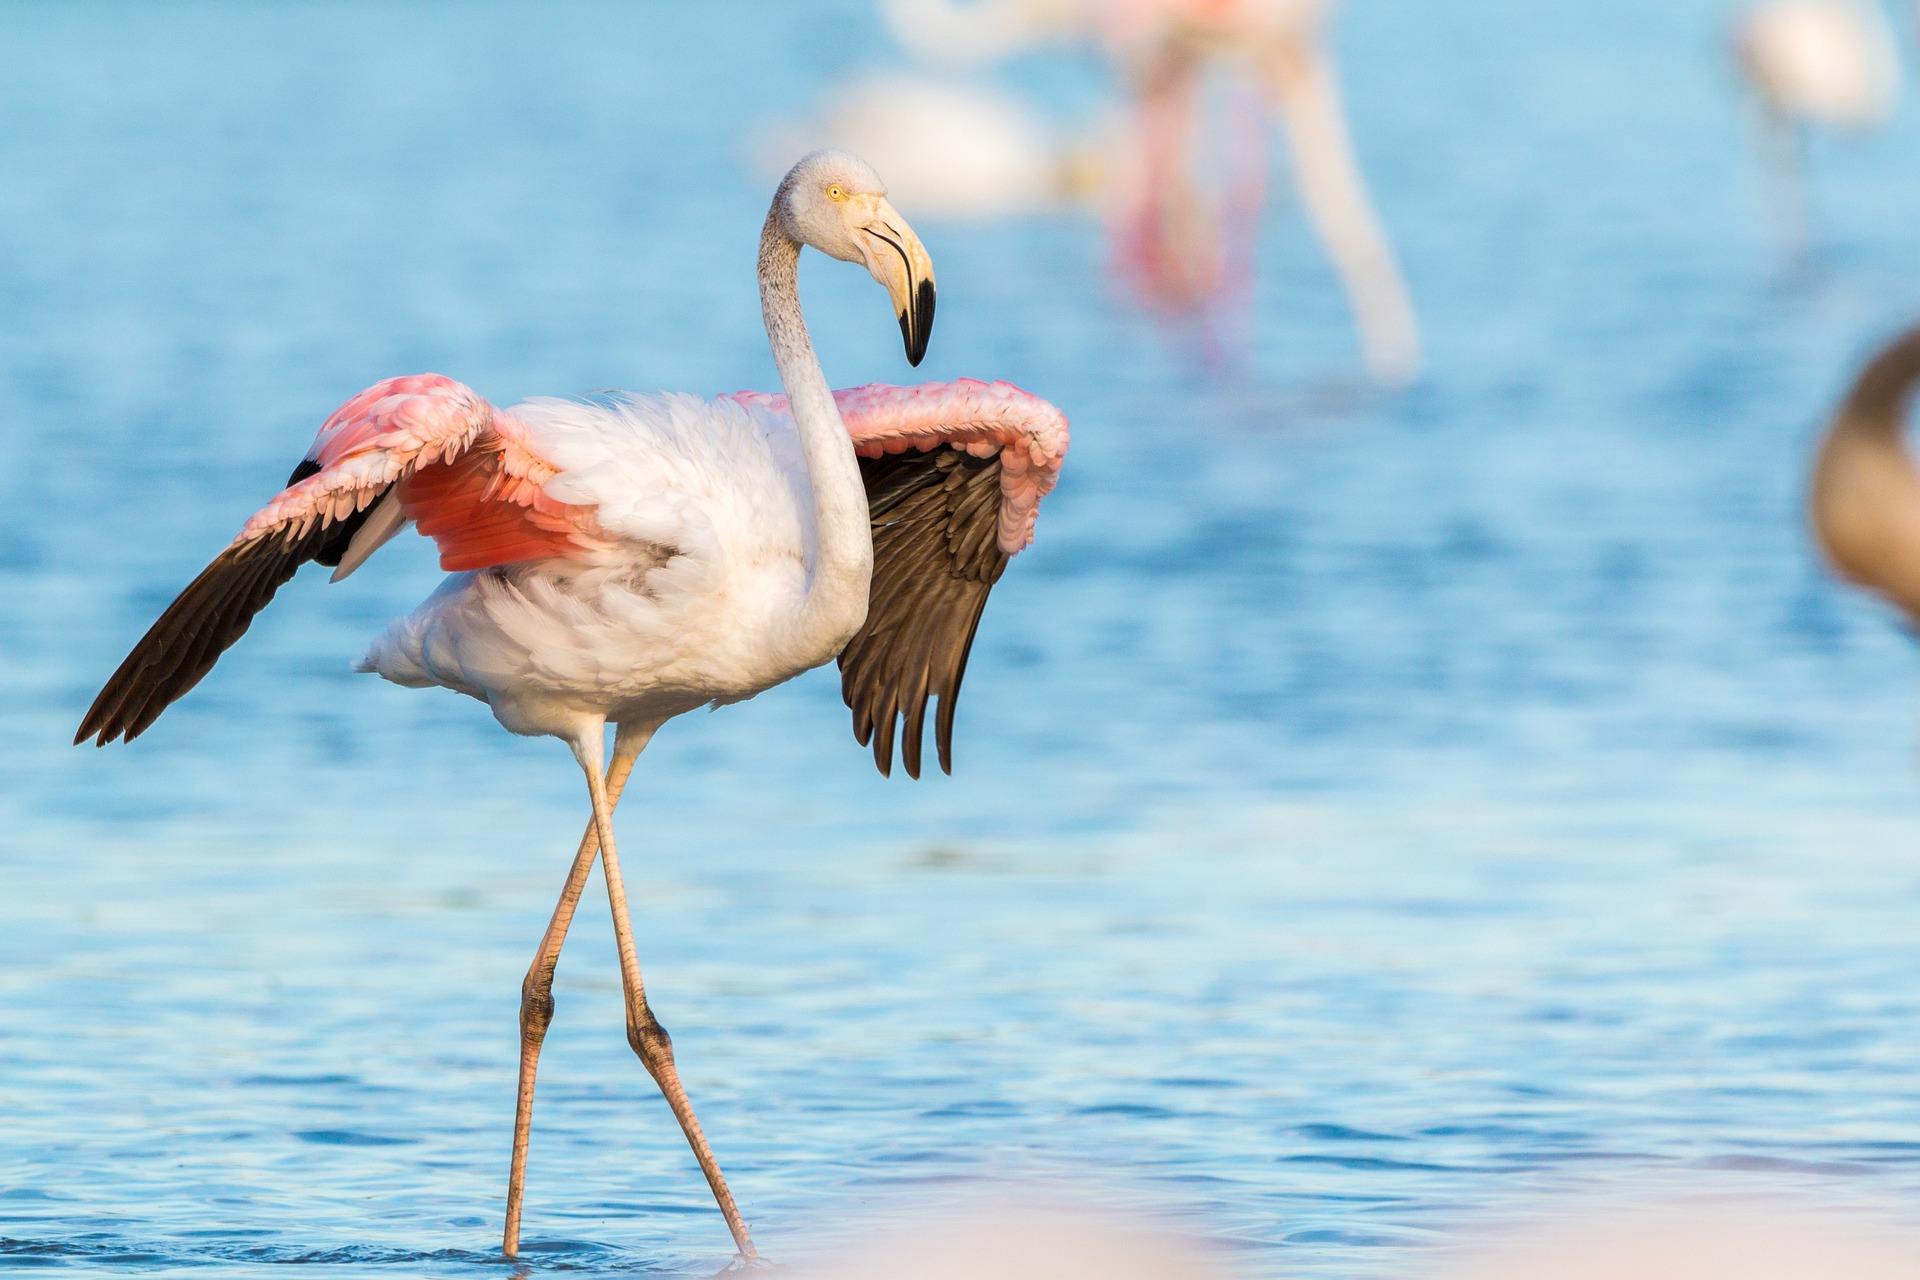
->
xmin=839 ymin=378 xmax=1068 ymax=554
xmin=731 ymin=378 xmax=1070 ymax=778
xmin=77 ymin=374 xmax=1068 ymax=764
xmin=249 ymin=374 xmax=596 ymax=573
xmin=725 ymin=377 xmax=1068 ymax=552
xmin=76 ymin=375 xmax=600 ymax=745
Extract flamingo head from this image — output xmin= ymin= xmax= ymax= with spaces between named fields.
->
xmin=776 ymin=149 xmax=937 ymax=366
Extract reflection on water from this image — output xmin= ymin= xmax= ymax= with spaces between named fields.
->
xmin=4 ymin=1 xmax=1920 ymax=1277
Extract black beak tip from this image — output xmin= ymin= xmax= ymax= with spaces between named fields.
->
xmin=898 ymin=311 xmax=919 ymax=367
xmin=901 ymin=279 xmax=935 ymax=367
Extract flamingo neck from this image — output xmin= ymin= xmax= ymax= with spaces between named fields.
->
xmin=758 ymin=209 xmax=873 ymax=658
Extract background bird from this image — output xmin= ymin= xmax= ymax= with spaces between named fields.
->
xmin=1735 ymin=0 xmax=1904 ymax=256
xmin=1810 ymin=322 xmax=1920 ymax=623
xmin=74 ymin=149 xmax=1067 ymax=1262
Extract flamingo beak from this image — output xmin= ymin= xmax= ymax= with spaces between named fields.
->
xmin=854 ymin=199 xmax=936 ymax=367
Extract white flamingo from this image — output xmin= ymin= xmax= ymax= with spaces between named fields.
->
xmin=75 ymin=150 xmax=1068 ymax=1262
xmin=1735 ymin=0 xmax=1904 ymax=253
xmin=884 ymin=0 xmax=1095 ymax=64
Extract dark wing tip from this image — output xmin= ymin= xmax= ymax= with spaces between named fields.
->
xmin=842 ymin=448 xmax=1006 ymax=779
xmin=76 ymin=523 xmax=329 ymax=747
xmin=77 ymin=468 xmax=392 ymax=749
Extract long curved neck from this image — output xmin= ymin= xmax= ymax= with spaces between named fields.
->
xmin=1839 ymin=325 xmax=1920 ymax=439
xmin=1812 ymin=325 xmax=1920 ymax=615
xmin=758 ymin=209 xmax=873 ymax=654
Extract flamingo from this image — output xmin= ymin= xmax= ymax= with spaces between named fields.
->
xmin=73 ymin=149 xmax=1068 ymax=1262
xmin=1734 ymin=0 xmax=1903 ymax=255
xmin=1102 ymin=0 xmax=1420 ymax=380
xmin=884 ymin=0 xmax=1421 ymax=383
xmin=1810 ymin=322 xmax=1920 ymax=621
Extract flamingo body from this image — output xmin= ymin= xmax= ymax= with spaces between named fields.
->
xmin=367 ymin=386 xmax=835 ymax=739
xmin=1738 ymin=0 xmax=1901 ymax=128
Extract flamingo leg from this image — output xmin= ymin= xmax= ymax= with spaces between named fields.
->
xmin=1111 ymin=45 xmax=1204 ymax=314
xmin=1759 ymin=110 xmax=1808 ymax=264
xmin=1264 ymin=33 xmax=1422 ymax=385
xmin=572 ymin=722 xmax=760 ymax=1261
xmin=1206 ymin=73 xmax=1273 ymax=374
xmin=503 ymin=721 xmax=654 ymax=1258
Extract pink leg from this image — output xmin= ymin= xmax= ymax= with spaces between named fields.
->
xmin=502 ymin=722 xmax=653 ymax=1258
xmin=1208 ymin=74 xmax=1271 ymax=373
xmin=573 ymin=723 xmax=759 ymax=1262
xmin=1112 ymin=53 xmax=1203 ymax=312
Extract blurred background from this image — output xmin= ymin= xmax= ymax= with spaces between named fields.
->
xmin=5 ymin=0 xmax=1920 ymax=1275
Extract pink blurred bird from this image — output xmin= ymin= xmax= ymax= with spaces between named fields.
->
xmin=887 ymin=0 xmax=1421 ymax=382
xmin=74 ymin=150 xmax=1067 ymax=1262
xmin=1102 ymin=0 xmax=1419 ymax=379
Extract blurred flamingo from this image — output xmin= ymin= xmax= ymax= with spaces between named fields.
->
xmin=75 ymin=150 xmax=1067 ymax=1262
xmin=1102 ymin=0 xmax=1419 ymax=379
xmin=756 ymin=74 xmax=1103 ymax=218
xmin=883 ymin=0 xmax=1421 ymax=383
xmin=1810 ymin=322 xmax=1920 ymax=622
xmin=885 ymin=0 xmax=1095 ymax=64
xmin=1735 ymin=0 xmax=1903 ymax=254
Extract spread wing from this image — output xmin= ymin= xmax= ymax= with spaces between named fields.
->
xmin=76 ymin=374 xmax=599 ymax=746
xmin=831 ymin=379 xmax=1069 ymax=778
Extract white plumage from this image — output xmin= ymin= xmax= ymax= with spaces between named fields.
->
xmin=363 ymin=392 xmax=822 ymax=736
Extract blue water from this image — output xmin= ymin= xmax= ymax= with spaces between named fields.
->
xmin=6 ymin=0 xmax=1920 ymax=1275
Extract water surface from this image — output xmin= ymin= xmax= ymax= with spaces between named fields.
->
xmin=5 ymin=1 xmax=1920 ymax=1275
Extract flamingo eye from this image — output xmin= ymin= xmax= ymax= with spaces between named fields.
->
xmin=826 ymin=184 xmax=845 ymax=201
